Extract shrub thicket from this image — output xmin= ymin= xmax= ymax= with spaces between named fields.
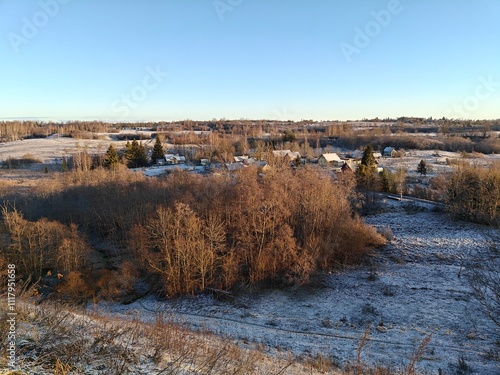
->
xmin=446 ymin=163 xmax=500 ymax=227
xmin=1 ymin=167 xmax=385 ymax=297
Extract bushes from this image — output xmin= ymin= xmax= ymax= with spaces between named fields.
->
xmin=3 ymin=167 xmax=385 ymax=297
xmin=446 ymin=163 xmax=500 ymax=226
xmin=143 ymin=203 xmax=216 ymax=296
xmin=132 ymin=167 xmax=385 ymax=295
xmin=0 ymin=206 xmax=93 ymax=280
xmin=2 ymin=154 xmax=42 ymax=169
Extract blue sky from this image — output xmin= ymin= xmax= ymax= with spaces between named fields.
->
xmin=1 ymin=0 xmax=499 ymax=122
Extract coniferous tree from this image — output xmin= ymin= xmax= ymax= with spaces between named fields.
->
xmin=357 ymin=145 xmax=378 ymax=193
xmin=124 ymin=140 xmax=133 ymax=161
xmin=127 ymin=140 xmax=149 ymax=168
xmin=151 ymin=136 xmax=165 ymax=164
xmin=417 ymin=159 xmax=427 ymax=175
xmin=103 ymin=144 xmax=119 ymax=170
xmin=283 ymin=130 xmax=296 ymax=143
xmin=361 ymin=144 xmax=376 ymax=170
xmin=135 ymin=142 xmax=149 ymax=167
xmin=380 ymin=169 xmax=390 ymax=192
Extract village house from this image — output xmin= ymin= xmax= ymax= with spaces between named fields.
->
xmin=272 ymin=150 xmax=301 ymax=161
xmin=383 ymin=147 xmax=396 ymax=157
xmin=318 ymin=153 xmax=342 ymax=167
xmin=164 ymin=154 xmax=186 ymax=164
xmin=340 ymin=159 xmax=359 ymax=173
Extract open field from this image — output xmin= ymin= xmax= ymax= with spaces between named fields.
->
xmin=378 ymin=149 xmax=500 ymax=175
xmin=0 ymin=136 xmax=130 ymax=164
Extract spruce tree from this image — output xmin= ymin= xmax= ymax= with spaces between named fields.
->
xmin=361 ymin=144 xmax=376 ymax=170
xmin=130 ymin=141 xmax=148 ymax=167
xmin=126 ymin=140 xmax=148 ymax=168
xmin=126 ymin=140 xmax=138 ymax=168
xmin=103 ymin=144 xmax=119 ymax=170
xmin=380 ymin=169 xmax=390 ymax=192
xmin=417 ymin=159 xmax=427 ymax=175
xmin=151 ymin=136 xmax=165 ymax=164
xmin=124 ymin=140 xmax=133 ymax=162
xmin=356 ymin=145 xmax=378 ymax=190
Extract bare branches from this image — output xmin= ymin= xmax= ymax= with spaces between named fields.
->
xmin=468 ymin=239 xmax=500 ymax=328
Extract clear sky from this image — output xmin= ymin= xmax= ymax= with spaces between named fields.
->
xmin=1 ymin=0 xmax=499 ymax=122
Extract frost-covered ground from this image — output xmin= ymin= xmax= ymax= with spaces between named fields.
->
xmin=0 ymin=137 xmax=130 ymax=163
xmin=99 ymin=205 xmax=500 ymax=374
xmin=379 ymin=149 xmax=500 ymax=176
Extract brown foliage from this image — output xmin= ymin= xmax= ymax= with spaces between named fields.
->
xmin=4 ymin=166 xmax=385 ymax=297
xmin=446 ymin=163 xmax=500 ymax=226
xmin=134 ymin=167 xmax=384 ymax=295
xmin=57 ymin=271 xmax=93 ymax=302
xmin=1 ymin=205 xmax=92 ymax=279
xmin=143 ymin=203 xmax=216 ymax=296
xmin=96 ymin=262 xmax=139 ymax=300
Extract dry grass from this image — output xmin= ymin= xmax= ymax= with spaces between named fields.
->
xmin=0 ymin=293 xmax=436 ymax=375
xmin=0 ymin=297 xmax=338 ymax=375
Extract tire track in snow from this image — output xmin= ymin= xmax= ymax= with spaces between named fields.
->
xmin=138 ymin=300 xmax=490 ymax=357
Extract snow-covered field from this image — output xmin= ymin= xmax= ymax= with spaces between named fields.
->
xmin=98 ymin=204 xmax=499 ymax=374
xmin=0 ymin=137 xmax=129 ymax=164
xmin=0 ymin=131 xmax=160 ymax=164
xmin=379 ymin=149 xmax=500 ymax=176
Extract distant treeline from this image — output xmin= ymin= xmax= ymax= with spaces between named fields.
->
xmin=2 ymin=118 xmax=499 ymax=137
xmin=330 ymin=134 xmax=500 ymax=154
